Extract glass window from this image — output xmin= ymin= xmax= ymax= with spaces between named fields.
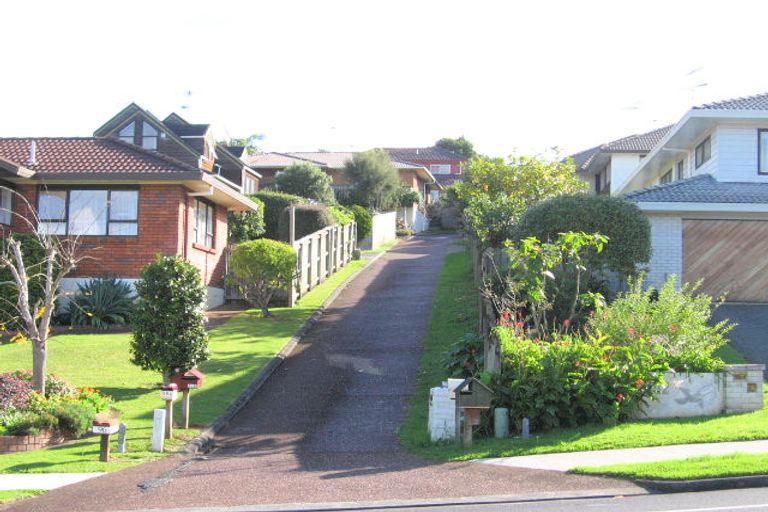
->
xmin=194 ymin=200 xmax=214 ymax=247
xmin=37 ymin=188 xmax=138 ymax=236
xmin=142 ymin=122 xmax=158 ymax=150
xmin=118 ymin=122 xmax=135 ymax=144
xmin=660 ymin=170 xmax=673 ymax=184
xmin=759 ymin=130 xmax=768 ymax=174
xmin=429 ymin=164 xmax=452 ymax=175
xmin=0 ymin=187 xmax=12 ymax=225
xmin=676 ymin=160 xmax=686 ymax=180
xmin=695 ymin=137 xmax=711 ymax=168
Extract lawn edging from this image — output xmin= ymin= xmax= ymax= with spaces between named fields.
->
xmin=186 ymin=249 xmax=390 ymax=454
xmin=633 ymin=474 xmax=768 ymax=493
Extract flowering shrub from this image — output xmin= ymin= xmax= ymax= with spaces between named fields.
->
xmin=0 ymin=372 xmax=33 ymax=411
xmin=587 ymin=276 xmax=732 ymax=372
xmin=12 ymin=370 xmax=75 ymax=398
xmin=442 ymin=333 xmax=485 ymax=378
xmin=494 ymin=327 xmax=668 ymax=431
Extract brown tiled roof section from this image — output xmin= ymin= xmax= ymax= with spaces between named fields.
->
xmin=694 ymin=92 xmax=768 ymax=110
xmin=385 ymin=146 xmax=468 ymax=162
xmin=434 ymin=174 xmax=463 ymax=187
xmin=0 ymin=138 xmax=198 ymax=175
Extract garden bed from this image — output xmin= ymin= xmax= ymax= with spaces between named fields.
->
xmin=0 ymin=430 xmax=70 ymax=453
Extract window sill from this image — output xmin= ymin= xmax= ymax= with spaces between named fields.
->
xmin=192 ymin=243 xmax=216 ymax=254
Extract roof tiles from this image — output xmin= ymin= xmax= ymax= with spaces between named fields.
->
xmin=625 ymin=174 xmax=768 ymax=204
xmin=694 ymin=92 xmax=768 ymax=111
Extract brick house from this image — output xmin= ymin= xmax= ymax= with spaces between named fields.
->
xmin=0 ymin=104 xmax=261 ymax=309
xmin=385 ymin=146 xmax=468 ymax=202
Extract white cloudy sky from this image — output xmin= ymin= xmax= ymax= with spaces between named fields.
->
xmin=2 ymin=0 xmax=767 ymax=157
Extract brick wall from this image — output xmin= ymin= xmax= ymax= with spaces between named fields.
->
xmin=183 ymin=196 xmax=228 ymax=288
xmin=0 ymin=430 xmax=68 ymax=453
xmin=645 ymin=214 xmax=682 ymax=288
xmin=724 ymin=364 xmax=765 ymax=413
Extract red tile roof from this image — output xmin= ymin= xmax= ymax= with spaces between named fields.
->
xmin=0 ymin=137 xmax=198 ymax=175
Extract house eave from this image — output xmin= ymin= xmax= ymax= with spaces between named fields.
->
xmin=635 ymin=201 xmax=768 ymax=213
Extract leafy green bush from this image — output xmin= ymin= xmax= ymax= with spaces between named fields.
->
xmin=278 ymin=204 xmax=337 ymax=241
xmin=396 ymin=228 xmax=415 ymax=237
xmin=515 ymin=195 xmax=651 ymax=276
xmin=495 ymin=328 xmax=668 ymax=431
xmin=329 ymin=205 xmax=354 ymax=226
xmin=343 ymin=150 xmax=401 ymax=211
xmin=67 ymin=277 xmax=134 ymax=329
xmin=398 ymin=188 xmax=422 ymax=208
xmin=588 ymin=276 xmax=732 ymax=372
xmin=0 ymin=234 xmax=46 ymax=329
xmin=50 ymin=401 xmax=94 ymax=437
xmin=253 ymin=191 xmax=307 ymax=240
xmin=130 ymin=255 xmax=210 ymax=378
xmin=228 ymin=196 xmax=266 ymax=243
xmin=229 ymin=239 xmax=297 ymax=317
xmin=275 ymin=162 xmax=335 ymax=203
xmin=442 ymin=333 xmax=484 ymax=378
xmin=12 ymin=370 xmax=74 ymax=399
xmin=2 ymin=410 xmax=56 ymax=436
xmin=350 ymin=205 xmax=372 ymax=242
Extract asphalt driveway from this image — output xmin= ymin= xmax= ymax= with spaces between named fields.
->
xmin=713 ymin=304 xmax=768 ymax=367
xmin=4 ymin=235 xmax=632 ymax=511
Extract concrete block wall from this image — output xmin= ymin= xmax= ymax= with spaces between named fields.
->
xmin=724 ymin=364 xmax=765 ymax=414
xmin=645 ymin=214 xmax=683 ymax=288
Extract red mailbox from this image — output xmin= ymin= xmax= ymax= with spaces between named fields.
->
xmin=170 ymin=368 xmax=206 ymax=391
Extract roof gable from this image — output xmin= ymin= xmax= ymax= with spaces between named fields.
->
xmin=694 ymin=92 xmax=768 ymax=111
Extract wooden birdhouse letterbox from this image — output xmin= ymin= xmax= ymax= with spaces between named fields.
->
xmin=454 ymin=377 xmax=494 ymax=448
xmin=170 ymin=368 xmax=206 ymax=391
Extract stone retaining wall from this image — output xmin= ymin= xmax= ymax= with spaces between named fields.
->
xmin=0 ymin=430 xmax=68 ymax=453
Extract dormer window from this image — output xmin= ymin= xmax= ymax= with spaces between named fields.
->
xmin=142 ymin=122 xmax=158 ymax=150
xmin=118 ymin=123 xmax=135 ymax=144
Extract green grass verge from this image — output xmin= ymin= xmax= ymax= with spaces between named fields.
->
xmin=399 ymin=248 xmax=768 ymax=461
xmin=714 ymin=343 xmax=749 ymax=364
xmin=399 ymin=248 xmax=478 ymax=450
xmin=362 ymin=238 xmax=399 ymax=254
xmin=0 ymin=490 xmax=46 ymax=504
xmin=573 ymin=452 xmax=768 ymax=481
xmin=0 ymin=259 xmax=368 ymax=474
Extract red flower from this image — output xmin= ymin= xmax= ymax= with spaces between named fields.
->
xmin=515 ymin=321 xmax=524 ymax=329
xmin=616 ymin=393 xmax=625 ymax=402
xmin=628 ymin=327 xmax=637 ymax=338
xmin=669 ymin=323 xmax=679 ymax=334
xmin=574 ymin=360 xmax=581 ymax=367
xmin=563 ymin=319 xmax=571 ymax=327
xmin=635 ymin=378 xmax=645 ymax=388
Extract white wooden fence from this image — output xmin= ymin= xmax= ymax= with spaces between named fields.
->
xmin=289 ymin=222 xmax=357 ymax=306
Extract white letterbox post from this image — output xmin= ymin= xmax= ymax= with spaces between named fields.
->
xmin=160 ymin=383 xmax=178 ymax=439
xmin=152 ymin=409 xmax=166 ymax=452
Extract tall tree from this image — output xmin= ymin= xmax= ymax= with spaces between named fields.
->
xmin=219 ymin=134 xmax=264 ymax=156
xmin=454 ymin=152 xmax=588 ymax=247
xmin=343 ymin=149 xmax=401 ymax=211
xmin=436 ymin=136 xmax=476 ymax=158
xmin=275 ymin=162 xmax=335 ymax=204
xmin=0 ymin=188 xmax=84 ymax=395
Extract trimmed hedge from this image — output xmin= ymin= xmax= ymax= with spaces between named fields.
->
xmin=350 ymin=205 xmax=372 ymax=242
xmin=278 ymin=204 xmax=337 ymax=241
xmin=514 ymin=195 xmax=651 ymax=275
xmin=228 ymin=196 xmax=266 ymax=243
xmin=253 ymin=191 xmax=307 ymax=240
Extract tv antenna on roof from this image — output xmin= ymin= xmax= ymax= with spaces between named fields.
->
xmin=181 ymin=90 xmax=193 ymax=110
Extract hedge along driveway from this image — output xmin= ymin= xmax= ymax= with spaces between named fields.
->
xmin=0 ymin=258 xmax=368 ymax=474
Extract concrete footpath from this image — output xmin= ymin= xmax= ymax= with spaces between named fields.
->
xmin=476 ymin=440 xmax=768 ymax=472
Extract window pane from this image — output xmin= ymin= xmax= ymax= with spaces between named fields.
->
xmin=0 ymin=188 xmax=11 ymax=225
xmin=108 ymin=222 xmax=138 ymax=236
xmin=142 ymin=122 xmax=158 ymax=136
xmin=195 ymin=201 xmax=207 ymax=244
xmin=39 ymin=190 xmax=67 ymax=220
xmin=119 ymin=123 xmax=135 ymax=137
xmin=142 ymin=122 xmax=158 ymax=150
xmin=761 ymin=133 xmax=768 ymax=173
xmin=109 ymin=190 xmax=138 ymax=220
xmin=38 ymin=221 xmax=66 ymax=235
xmin=68 ymin=189 xmax=108 ymax=235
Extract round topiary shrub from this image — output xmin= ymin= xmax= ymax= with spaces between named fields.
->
xmin=229 ymin=239 xmax=297 ymax=317
xmin=350 ymin=205 xmax=372 ymax=242
xmin=130 ymin=255 xmax=210 ymax=380
xmin=514 ymin=195 xmax=651 ymax=276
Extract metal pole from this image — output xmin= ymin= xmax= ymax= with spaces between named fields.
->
xmin=289 ymin=204 xmax=296 ymax=245
xmin=182 ymin=389 xmax=190 ymax=429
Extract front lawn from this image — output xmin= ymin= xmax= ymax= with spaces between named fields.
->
xmin=400 ymin=246 xmax=768 ymax=461
xmin=574 ymin=452 xmax=768 ymax=481
xmin=0 ymin=259 xmax=367 ymax=474
xmin=0 ymin=490 xmax=45 ymax=505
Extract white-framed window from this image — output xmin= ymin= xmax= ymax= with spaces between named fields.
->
xmin=676 ymin=159 xmax=686 ymax=180
xmin=759 ymin=130 xmax=768 ymax=174
xmin=118 ymin=122 xmax=135 ymax=144
xmin=38 ymin=188 xmax=139 ymax=236
xmin=695 ymin=136 xmax=711 ymax=168
xmin=429 ymin=164 xmax=452 ymax=175
xmin=660 ymin=169 xmax=673 ymax=184
xmin=194 ymin=199 xmax=215 ymax=247
xmin=142 ymin=122 xmax=158 ymax=150
xmin=0 ymin=186 xmax=12 ymax=225
xmin=243 ymin=175 xmax=258 ymax=195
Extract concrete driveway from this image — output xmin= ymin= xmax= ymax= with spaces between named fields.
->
xmin=712 ymin=304 xmax=768 ymax=366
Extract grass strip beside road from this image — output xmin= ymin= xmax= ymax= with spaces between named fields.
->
xmin=573 ymin=452 xmax=768 ymax=481
xmin=0 ymin=259 xmax=368 ymax=474
xmin=0 ymin=490 xmax=45 ymax=505
xmin=400 ymin=246 xmax=768 ymax=461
